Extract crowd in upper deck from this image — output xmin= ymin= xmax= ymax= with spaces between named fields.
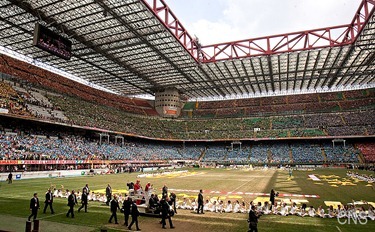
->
xmin=0 ymin=53 xmax=374 ymax=142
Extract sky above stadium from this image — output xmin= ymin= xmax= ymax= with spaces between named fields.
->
xmin=165 ymin=0 xmax=361 ymax=45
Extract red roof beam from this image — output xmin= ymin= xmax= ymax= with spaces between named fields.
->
xmin=141 ymin=0 xmax=199 ymax=60
xmin=199 ymin=24 xmax=354 ymax=62
xmin=345 ymin=0 xmax=375 ymax=41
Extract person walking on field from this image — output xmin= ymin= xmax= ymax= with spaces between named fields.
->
xmin=122 ymin=196 xmax=132 ymax=227
xmin=28 ymin=193 xmax=40 ymax=221
xmin=248 ymin=205 xmax=261 ymax=232
xmin=108 ymin=195 xmax=120 ymax=224
xmin=78 ymin=188 xmax=88 ymax=213
xmin=43 ymin=189 xmax=54 ymax=214
xmin=128 ymin=199 xmax=141 ymax=231
xmin=66 ymin=190 xmax=77 ymax=218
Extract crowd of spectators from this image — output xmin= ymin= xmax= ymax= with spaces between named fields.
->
xmin=0 ymin=80 xmax=30 ymax=116
xmin=291 ymin=143 xmax=324 ymax=163
xmin=0 ymin=54 xmax=374 ymax=141
xmin=0 ymin=54 xmax=156 ymax=116
xmin=0 ymin=132 xmax=187 ymax=162
xmin=1 ymin=128 xmax=370 ymax=165
xmin=322 ymin=143 xmax=359 ymax=163
xmin=191 ymin=89 xmax=373 ymax=118
xmin=356 ymin=143 xmax=375 ymax=162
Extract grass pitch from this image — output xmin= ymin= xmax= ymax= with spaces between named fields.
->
xmin=0 ymin=167 xmax=374 ymax=232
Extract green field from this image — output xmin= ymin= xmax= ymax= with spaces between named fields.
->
xmin=0 ymin=168 xmax=374 ymax=232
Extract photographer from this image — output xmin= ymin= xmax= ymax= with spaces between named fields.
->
xmin=248 ymin=205 xmax=261 ymax=232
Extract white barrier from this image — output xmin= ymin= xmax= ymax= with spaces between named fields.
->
xmin=0 ymin=169 xmax=107 ymax=181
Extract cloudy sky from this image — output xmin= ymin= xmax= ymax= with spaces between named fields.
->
xmin=165 ymin=0 xmax=360 ymax=45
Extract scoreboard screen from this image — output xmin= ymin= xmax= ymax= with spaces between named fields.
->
xmin=33 ymin=23 xmax=72 ymax=60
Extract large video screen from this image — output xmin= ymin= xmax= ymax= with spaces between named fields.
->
xmin=33 ymin=23 xmax=72 ymax=60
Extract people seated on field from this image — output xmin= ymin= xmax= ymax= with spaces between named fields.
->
xmin=307 ymin=206 xmax=316 ymax=217
xmin=216 ymin=200 xmax=224 ymax=213
xmin=65 ymin=189 xmax=70 ymax=198
xmin=179 ymin=197 xmax=192 ymax=210
xmin=209 ymin=201 xmax=217 ymax=212
xmin=316 ymin=205 xmax=325 ymax=218
xmin=55 ymin=189 xmax=63 ymax=198
xmin=233 ymin=200 xmax=241 ymax=213
xmin=262 ymin=201 xmax=271 ymax=215
xmin=203 ymin=199 xmax=211 ymax=212
xmin=98 ymin=193 xmax=106 ymax=203
xmin=358 ymin=206 xmax=367 ymax=220
xmin=279 ymin=202 xmax=289 ymax=216
xmin=241 ymin=201 xmax=248 ymax=213
xmin=224 ymin=200 xmax=233 ymax=213
xmin=289 ymin=202 xmax=298 ymax=215
xmin=76 ymin=190 xmax=81 ymax=200
xmin=271 ymin=202 xmax=279 ymax=215
xmin=191 ymin=199 xmax=197 ymax=211
xmin=326 ymin=205 xmax=336 ymax=218
xmin=368 ymin=205 xmax=375 ymax=220
xmin=298 ymin=203 xmax=307 ymax=217
xmin=336 ymin=205 xmax=347 ymax=219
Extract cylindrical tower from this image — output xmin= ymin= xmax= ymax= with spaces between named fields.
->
xmin=154 ymin=87 xmax=183 ymax=118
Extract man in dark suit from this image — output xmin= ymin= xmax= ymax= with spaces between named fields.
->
xmin=148 ymin=194 xmax=158 ymax=209
xmin=83 ymin=184 xmax=90 ymax=194
xmin=197 ymin=189 xmax=204 ymax=214
xmin=108 ymin=194 xmax=120 ymax=224
xmin=78 ymin=188 xmax=88 ymax=213
xmin=162 ymin=184 xmax=168 ymax=198
xmin=66 ymin=190 xmax=77 ymax=218
xmin=7 ymin=172 xmax=12 ymax=184
xmin=161 ymin=197 xmax=174 ymax=229
xmin=169 ymin=192 xmax=177 ymax=214
xmin=28 ymin=193 xmax=40 ymax=221
xmin=128 ymin=200 xmax=141 ymax=231
xmin=106 ymin=184 xmax=112 ymax=206
xmin=248 ymin=205 xmax=261 ymax=232
xmin=43 ymin=189 xmax=54 ymax=214
xmin=122 ymin=196 xmax=132 ymax=226
xmin=270 ymin=189 xmax=276 ymax=206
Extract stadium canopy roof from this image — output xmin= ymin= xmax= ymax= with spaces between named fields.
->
xmin=0 ymin=0 xmax=374 ymax=101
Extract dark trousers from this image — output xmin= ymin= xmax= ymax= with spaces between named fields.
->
xmin=248 ymin=222 xmax=258 ymax=232
xmin=28 ymin=209 xmax=38 ymax=221
xmin=172 ymin=201 xmax=177 ymax=213
xmin=109 ymin=211 xmax=118 ymax=223
xmin=124 ymin=212 xmax=130 ymax=226
xmin=161 ymin=213 xmax=173 ymax=228
xmin=106 ymin=195 xmax=111 ymax=206
xmin=66 ymin=205 xmax=74 ymax=218
xmin=78 ymin=202 xmax=87 ymax=212
xmin=43 ymin=202 xmax=54 ymax=213
xmin=128 ymin=216 xmax=139 ymax=230
xmin=197 ymin=203 xmax=204 ymax=213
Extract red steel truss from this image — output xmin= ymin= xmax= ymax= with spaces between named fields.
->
xmin=143 ymin=0 xmax=375 ymax=63
xmin=142 ymin=0 xmax=199 ymax=59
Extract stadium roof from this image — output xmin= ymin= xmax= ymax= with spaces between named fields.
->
xmin=0 ymin=0 xmax=374 ymax=100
